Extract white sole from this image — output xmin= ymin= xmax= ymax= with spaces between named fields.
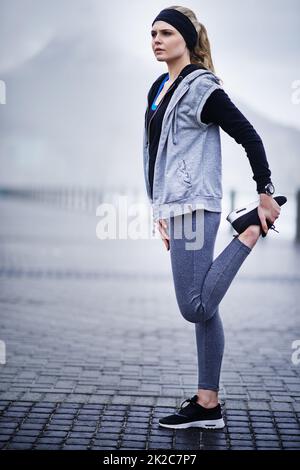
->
xmin=226 ymin=200 xmax=258 ymax=224
xmin=226 ymin=193 xmax=285 ymax=225
xmin=159 ymin=418 xmax=225 ymax=430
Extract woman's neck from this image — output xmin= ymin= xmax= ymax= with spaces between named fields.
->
xmin=167 ymin=59 xmax=191 ymax=83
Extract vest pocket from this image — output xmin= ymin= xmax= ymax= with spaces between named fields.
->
xmin=160 ymin=159 xmax=193 ymax=204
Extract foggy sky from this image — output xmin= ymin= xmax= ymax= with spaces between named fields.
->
xmin=0 ymin=0 xmax=299 ymax=187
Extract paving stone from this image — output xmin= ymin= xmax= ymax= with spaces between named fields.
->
xmin=64 ymin=438 xmax=91 ymax=445
xmin=34 ymin=444 xmax=62 ymax=450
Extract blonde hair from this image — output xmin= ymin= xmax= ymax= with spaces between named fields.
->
xmin=167 ymin=5 xmax=222 ymax=82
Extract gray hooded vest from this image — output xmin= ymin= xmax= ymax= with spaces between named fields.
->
xmin=143 ymin=68 xmax=224 ymax=231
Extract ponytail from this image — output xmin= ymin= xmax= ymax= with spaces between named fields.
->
xmin=167 ymin=5 xmax=223 ymax=84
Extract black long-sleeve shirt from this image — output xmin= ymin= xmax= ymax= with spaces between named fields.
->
xmin=145 ymin=64 xmax=272 ymax=199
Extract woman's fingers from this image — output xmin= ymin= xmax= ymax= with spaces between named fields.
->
xmin=158 ymin=219 xmax=170 ymax=240
xmin=158 ymin=219 xmax=170 ymax=251
xmin=158 ymin=225 xmax=169 ymax=239
xmin=271 ymin=207 xmax=281 ymax=223
xmin=256 ymin=196 xmax=283 ymax=235
xmin=257 ymin=206 xmax=269 ymax=234
xmin=159 ymin=219 xmax=168 ymax=230
xmin=258 ymin=204 xmax=281 ymax=234
xmin=163 ymin=238 xmax=170 ymax=251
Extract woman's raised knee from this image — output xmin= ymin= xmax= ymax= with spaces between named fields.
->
xmin=177 ymin=300 xmax=207 ymax=324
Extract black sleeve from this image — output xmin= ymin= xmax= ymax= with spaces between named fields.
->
xmin=201 ymin=88 xmax=273 ymax=194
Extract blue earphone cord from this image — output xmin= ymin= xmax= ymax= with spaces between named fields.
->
xmin=151 ymin=75 xmax=169 ymax=110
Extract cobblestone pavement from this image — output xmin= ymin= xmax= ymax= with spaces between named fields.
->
xmin=0 ymin=197 xmax=300 ymax=450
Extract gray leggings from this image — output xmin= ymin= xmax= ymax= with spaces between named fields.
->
xmin=169 ymin=209 xmax=252 ymax=391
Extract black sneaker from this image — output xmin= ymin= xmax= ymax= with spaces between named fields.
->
xmin=158 ymin=395 xmax=225 ymax=430
xmin=226 ymin=194 xmax=287 ymax=238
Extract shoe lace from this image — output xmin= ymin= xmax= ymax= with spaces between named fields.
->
xmin=269 ymin=224 xmax=279 ymax=233
xmin=178 ymin=395 xmax=198 ymax=411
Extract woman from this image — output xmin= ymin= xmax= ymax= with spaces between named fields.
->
xmin=143 ymin=6 xmax=285 ymax=430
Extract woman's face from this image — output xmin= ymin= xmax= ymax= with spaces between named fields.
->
xmin=151 ymin=21 xmax=187 ymax=62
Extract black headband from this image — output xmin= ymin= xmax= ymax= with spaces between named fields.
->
xmin=152 ymin=8 xmax=198 ymax=51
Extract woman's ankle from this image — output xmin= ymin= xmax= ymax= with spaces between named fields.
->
xmin=238 ymin=225 xmax=261 ymax=248
xmin=196 ymin=398 xmax=219 ymax=408
xmin=197 ymin=389 xmax=219 ymax=408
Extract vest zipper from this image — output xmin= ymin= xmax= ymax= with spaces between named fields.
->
xmin=145 ymin=76 xmax=182 ymax=237
xmin=146 ymin=79 xmax=178 ymax=146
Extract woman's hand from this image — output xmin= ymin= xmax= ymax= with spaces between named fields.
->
xmin=158 ymin=219 xmax=170 ymax=251
xmin=257 ymin=194 xmax=281 ymax=235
